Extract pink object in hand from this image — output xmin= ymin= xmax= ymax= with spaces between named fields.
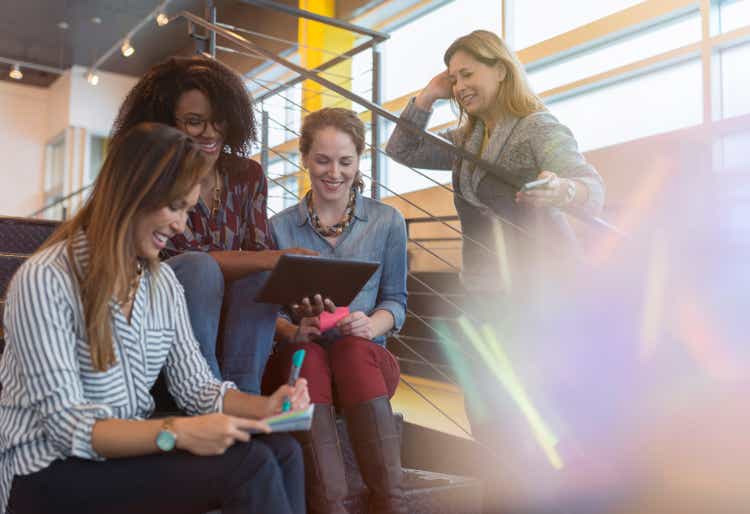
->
xmin=319 ymin=306 xmax=350 ymax=333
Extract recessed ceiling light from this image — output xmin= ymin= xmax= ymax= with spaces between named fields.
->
xmin=86 ymin=70 xmax=99 ymax=86
xmin=120 ymin=39 xmax=135 ymax=58
xmin=9 ymin=64 xmax=23 ymax=80
xmin=57 ymin=21 xmax=69 ymax=30
xmin=91 ymin=17 xmax=102 ymax=24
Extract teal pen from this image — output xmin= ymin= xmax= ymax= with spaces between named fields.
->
xmin=282 ymin=349 xmax=306 ymax=412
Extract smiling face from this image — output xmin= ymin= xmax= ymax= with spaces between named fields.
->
xmin=447 ymin=49 xmax=506 ymax=123
xmin=303 ymin=126 xmax=359 ymax=208
xmin=174 ymin=89 xmax=225 ymax=168
xmin=132 ymin=183 xmax=200 ymax=260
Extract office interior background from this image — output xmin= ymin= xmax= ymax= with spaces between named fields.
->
xmin=1 ymin=0 xmax=748 ymax=512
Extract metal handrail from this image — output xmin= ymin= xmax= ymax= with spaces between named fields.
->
xmin=28 ymin=184 xmax=92 ymax=219
xmin=177 ymin=11 xmax=624 ymax=237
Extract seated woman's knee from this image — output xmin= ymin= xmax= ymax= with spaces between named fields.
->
xmin=167 ymin=252 xmax=224 ymax=293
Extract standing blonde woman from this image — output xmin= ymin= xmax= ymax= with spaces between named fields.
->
xmin=386 ymin=29 xmax=606 ymax=507
xmin=387 ymin=29 xmax=604 ymax=293
xmin=0 ymin=123 xmax=308 ymax=514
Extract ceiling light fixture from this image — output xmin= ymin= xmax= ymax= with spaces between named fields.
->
xmin=120 ymin=39 xmax=135 ymax=58
xmin=86 ymin=70 xmax=99 ymax=86
xmin=156 ymin=12 xmax=169 ymax=26
xmin=9 ymin=63 xmax=22 ymax=80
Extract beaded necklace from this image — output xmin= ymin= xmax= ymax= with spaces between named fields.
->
xmin=125 ymin=261 xmax=144 ymax=304
xmin=306 ymin=187 xmax=357 ymax=238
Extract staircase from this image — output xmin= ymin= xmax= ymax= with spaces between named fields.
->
xmin=389 ymin=271 xmax=466 ymax=382
xmin=0 ymin=215 xmax=484 ymax=514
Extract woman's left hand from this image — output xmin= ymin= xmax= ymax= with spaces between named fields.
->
xmin=515 ymin=171 xmax=573 ymax=208
xmin=266 ymin=378 xmax=310 ymax=417
xmin=337 ymin=311 xmax=374 ymax=340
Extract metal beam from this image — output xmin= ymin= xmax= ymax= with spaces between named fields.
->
xmin=175 ymin=12 xmax=620 ymax=233
xmin=256 ymin=38 xmax=380 ymax=103
xmin=239 ymin=0 xmax=389 ymax=41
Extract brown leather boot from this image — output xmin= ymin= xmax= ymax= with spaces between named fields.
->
xmin=295 ymin=404 xmax=349 ymax=514
xmin=344 ymin=396 xmax=408 ymax=514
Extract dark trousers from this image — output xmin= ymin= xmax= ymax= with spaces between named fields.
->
xmin=7 ymin=434 xmax=305 ymax=514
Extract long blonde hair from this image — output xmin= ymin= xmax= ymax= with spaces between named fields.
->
xmin=444 ymin=30 xmax=544 ymax=137
xmin=43 ymin=122 xmax=208 ymax=371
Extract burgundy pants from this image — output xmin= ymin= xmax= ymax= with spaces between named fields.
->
xmin=262 ymin=336 xmax=400 ymax=408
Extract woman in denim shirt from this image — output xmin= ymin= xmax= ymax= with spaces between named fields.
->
xmin=264 ymin=108 xmax=408 ymax=514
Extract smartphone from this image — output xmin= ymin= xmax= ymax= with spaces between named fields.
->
xmin=520 ymin=176 xmax=552 ymax=192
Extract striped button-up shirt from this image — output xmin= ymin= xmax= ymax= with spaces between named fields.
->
xmin=0 ymin=231 xmax=236 ymax=513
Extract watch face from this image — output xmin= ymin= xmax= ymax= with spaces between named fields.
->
xmin=156 ymin=430 xmax=176 ymax=452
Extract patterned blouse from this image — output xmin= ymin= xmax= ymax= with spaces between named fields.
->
xmin=164 ymin=155 xmax=274 ymax=257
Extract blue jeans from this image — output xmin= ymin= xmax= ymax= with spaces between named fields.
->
xmin=167 ymin=252 xmax=279 ymax=394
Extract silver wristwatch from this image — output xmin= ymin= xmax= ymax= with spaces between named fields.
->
xmin=563 ymin=179 xmax=577 ymax=206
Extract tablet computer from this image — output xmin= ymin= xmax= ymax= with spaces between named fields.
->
xmin=254 ymin=254 xmax=380 ymax=306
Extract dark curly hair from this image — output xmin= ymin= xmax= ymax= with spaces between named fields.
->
xmin=111 ymin=56 xmax=256 ymax=159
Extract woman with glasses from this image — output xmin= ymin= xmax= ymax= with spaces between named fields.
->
xmin=111 ymin=56 xmax=321 ymax=395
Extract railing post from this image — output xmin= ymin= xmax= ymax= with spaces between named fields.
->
xmin=207 ymin=0 xmax=217 ymax=58
xmin=371 ymin=44 xmax=383 ymax=200
xmin=261 ymin=110 xmax=269 ymax=174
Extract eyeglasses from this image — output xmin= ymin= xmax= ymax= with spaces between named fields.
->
xmin=174 ymin=116 xmax=226 ymax=137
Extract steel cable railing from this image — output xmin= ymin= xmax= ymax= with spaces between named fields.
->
xmin=251 ymin=97 xmax=506 ymax=259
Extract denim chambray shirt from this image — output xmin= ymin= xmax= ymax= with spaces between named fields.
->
xmin=269 ymin=192 xmax=407 ymax=346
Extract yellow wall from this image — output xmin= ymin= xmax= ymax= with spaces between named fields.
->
xmin=297 ymin=0 xmax=356 ymax=194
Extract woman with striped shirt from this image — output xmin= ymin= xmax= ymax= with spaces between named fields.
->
xmin=0 ymin=123 xmax=308 ymax=514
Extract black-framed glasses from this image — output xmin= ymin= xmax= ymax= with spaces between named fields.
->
xmin=175 ymin=116 xmax=226 ymax=137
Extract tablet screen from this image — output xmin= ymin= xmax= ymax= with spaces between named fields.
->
xmin=254 ymin=254 xmax=380 ymax=306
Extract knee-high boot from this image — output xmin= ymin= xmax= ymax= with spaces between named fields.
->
xmin=295 ymin=404 xmax=349 ymax=514
xmin=344 ymin=396 xmax=408 ymax=514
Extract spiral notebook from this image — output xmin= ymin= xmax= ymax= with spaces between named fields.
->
xmin=248 ymin=404 xmax=315 ymax=434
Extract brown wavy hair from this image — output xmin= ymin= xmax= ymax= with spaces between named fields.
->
xmin=111 ymin=55 xmax=256 ymax=160
xmin=44 ymin=123 xmax=208 ymax=371
xmin=299 ymin=107 xmax=366 ymax=192
xmin=444 ymin=30 xmax=544 ymax=139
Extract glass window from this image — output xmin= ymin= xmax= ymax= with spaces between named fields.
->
xmin=87 ymin=135 xmax=108 ymax=184
xmin=261 ymin=85 xmax=303 ymax=148
xmin=527 ymin=13 xmax=701 ymax=94
xmin=382 ymin=0 xmax=502 ymax=101
xmin=719 ymin=42 xmax=750 ymax=119
xmin=352 ymin=49 xmax=374 ymax=114
xmin=715 ymin=130 xmax=750 ymax=171
xmin=42 ymin=134 xmax=66 ymax=220
xmin=547 ymin=59 xmax=703 ymax=152
xmin=511 ymin=0 xmax=643 ymax=50
xmin=719 ymin=0 xmax=750 ymax=34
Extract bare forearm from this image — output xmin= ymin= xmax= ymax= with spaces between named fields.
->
xmin=275 ymin=317 xmax=297 ymax=344
xmin=92 ymin=418 xmax=165 ymax=458
xmin=222 ymin=389 xmax=272 ymax=419
xmin=370 ymin=309 xmax=395 ymax=339
xmin=209 ymin=250 xmax=273 ymax=281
